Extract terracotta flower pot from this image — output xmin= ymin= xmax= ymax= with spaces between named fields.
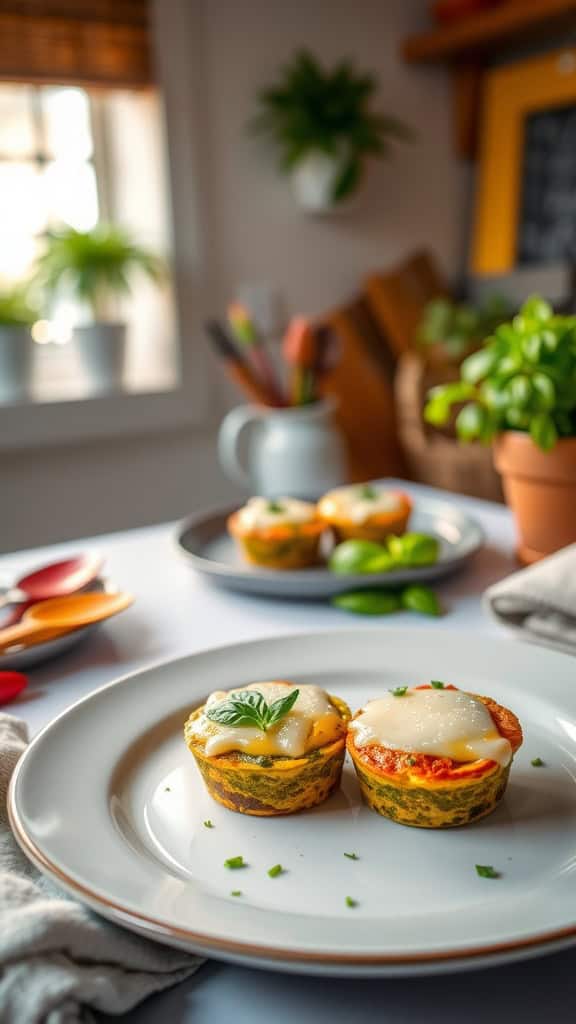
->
xmin=493 ymin=432 xmax=576 ymax=564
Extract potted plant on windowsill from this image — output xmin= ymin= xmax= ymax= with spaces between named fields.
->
xmin=0 ymin=284 xmax=39 ymax=403
xmin=251 ymin=50 xmax=412 ymax=213
xmin=35 ymin=225 xmax=164 ymax=394
xmin=424 ymin=297 xmax=576 ymax=564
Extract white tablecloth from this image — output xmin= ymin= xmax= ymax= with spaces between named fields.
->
xmin=2 ymin=481 xmax=571 ymax=1023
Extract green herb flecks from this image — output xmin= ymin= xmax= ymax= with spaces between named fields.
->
xmin=391 ymin=686 xmax=408 ymax=697
xmin=267 ymin=500 xmax=284 ymax=514
xmin=344 ymin=852 xmax=359 ymax=860
xmin=268 ymin=864 xmax=284 ymax=878
xmin=345 ymin=896 xmax=358 ymax=908
xmin=358 ymin=484 xmax=377 ymax=500
xmin=406 ymin=757 xmax=417 ymax=766
xmin=475 ymin=864 xmax=499 ymax=879
xmin=531 ymin=757 xmax=545 ymax=767
xmin=224 ymin=856 xmax=246 ymax=869
xmin=430 ymin=680 xmax=445 ymax=689
xmin=231 ymin=890 xmax=242 ymax=897
xmin=207 ymin=688 xmax=299 ymax=732
xmin=203 ymin=820 xmax=214 ymax=828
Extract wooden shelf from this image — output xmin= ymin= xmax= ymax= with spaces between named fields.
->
xmin=403 ymin=0 xmax=576 ymax=64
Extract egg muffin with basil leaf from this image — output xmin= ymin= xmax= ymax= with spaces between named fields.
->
xmin=347 ymin=682 xmax=522 ymax=828
xmin=185 ymin=681 xmax=350 ymax=815
xmin=317 ymin=484 xmax=412 ymax=544
xmin=228 ymin=496 xmax=325 ymax=569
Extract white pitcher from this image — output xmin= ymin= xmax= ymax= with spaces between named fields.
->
xmin=218 ymin=397 xmax=348 ymax=499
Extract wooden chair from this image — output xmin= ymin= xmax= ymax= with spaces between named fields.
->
xmin=362 ymin=248 xmax=502 ymax=501
xmin=320 ymin=296 xmax=407 ymax=482
xmin=364 ymin=249 xmax=449 ymax=358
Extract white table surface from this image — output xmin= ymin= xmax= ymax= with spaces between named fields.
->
xmin=3 ymin=481 xmax=574 ymax=1023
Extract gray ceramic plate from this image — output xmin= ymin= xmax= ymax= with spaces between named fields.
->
xmin=176 ymin=498 xmax=484 ymax=599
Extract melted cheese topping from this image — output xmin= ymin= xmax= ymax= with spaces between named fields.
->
xmin=349 ymin=688 xmax=512 ymax=766
xmin=190 ymin=681 xmax=341 ymax=758
xmin=319 ymin=485 xmax=402 ymax=524
xmin=236 ymin=496 xmax=317 ymax=531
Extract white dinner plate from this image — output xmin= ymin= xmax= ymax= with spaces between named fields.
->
xmin=9 ymin=629 xmax=576 ymax=977
xmin=176 ymin=498 xmax=484 ymax=598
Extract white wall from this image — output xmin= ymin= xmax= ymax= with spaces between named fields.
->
xmin=1 ymin=0 xmax=468 ymax=554
xmin=201 ymin=0 xmax=468 ymax=315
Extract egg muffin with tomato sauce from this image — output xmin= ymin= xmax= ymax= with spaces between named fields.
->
xmin=185 ymin=681 xmax=350 ymax=816
xmin=228 ymin=496 xmax=325 ymax=569
xmin=317 ymin=484 xmax=412 ymax=544
xmin=347 ymin=683 xmax=522 ymax=828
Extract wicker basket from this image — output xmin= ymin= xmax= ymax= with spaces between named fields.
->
xmin=395 ymin=351 xmax=503 ymax=502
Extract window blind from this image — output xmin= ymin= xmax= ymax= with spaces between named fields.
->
xmin=0 ymin=1 xmax=152 ymax=87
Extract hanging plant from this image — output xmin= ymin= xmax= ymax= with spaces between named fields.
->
xmin=251 ymin=50 xmax=412 ymax=212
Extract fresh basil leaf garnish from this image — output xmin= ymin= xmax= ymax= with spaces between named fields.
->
xmin=206 ymin=687 xmax=300 ymax=732
xmin=266 ymin=688 xmax=300 ymax=727
xmin=206 ymin=690 xmax=268 ymax=728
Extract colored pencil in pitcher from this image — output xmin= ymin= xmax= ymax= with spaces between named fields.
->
xmin=282 ymin=316 xmax=316 ymax=405
xmin=204 ymin=320 xmax=272 ymax=405
xmin=227 ymin=302 xmax=285 ymax=406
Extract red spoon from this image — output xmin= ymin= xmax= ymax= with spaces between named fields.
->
xmin=0 ymin=670 xmax=28 ymax=706
xmin=0 ymin=554 xmax=104 ymax=612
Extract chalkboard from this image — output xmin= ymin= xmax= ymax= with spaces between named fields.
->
xmin=517 ymin=104 xmax=576 ymax=265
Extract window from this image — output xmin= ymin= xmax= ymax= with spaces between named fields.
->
xmin=0 ymin=82 xmax=177 ymax=402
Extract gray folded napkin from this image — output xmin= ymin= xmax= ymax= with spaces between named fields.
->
xmin=484 ymin=543 xmax=576 ymax=654
xmin=0 ymin=714 xmax=203 ymax=1024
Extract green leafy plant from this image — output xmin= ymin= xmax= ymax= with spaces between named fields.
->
xmin=251 ymin=49 xmax=411 ymax=202
xmin=0 ymin=283 xmax=39 ymax=327
xmin=418 ymin=294 xmax=510 ymax=360
xmin=424 ymin=296 xmax=576 ymax=452
xmin=34 ymin=225 xmax=164 ymax=321
xmin=206 ymin=689 xmax=299 ymax=731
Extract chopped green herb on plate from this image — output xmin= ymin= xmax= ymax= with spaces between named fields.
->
xmin=224 ymin=856 xmax=246 ymax=869
xmin=475 ymin=864 xmax=499 ymax=879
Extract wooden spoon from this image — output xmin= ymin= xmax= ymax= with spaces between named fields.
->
xmin=0 ymin=592 xmax=133 ymax=654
